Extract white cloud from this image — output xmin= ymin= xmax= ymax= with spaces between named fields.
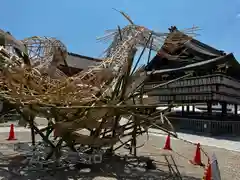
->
xmin=236 ymin=13 xmax=240 ymax=18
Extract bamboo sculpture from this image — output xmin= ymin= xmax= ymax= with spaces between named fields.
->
xmin=0 ymin=15 xmax=198 ymax=159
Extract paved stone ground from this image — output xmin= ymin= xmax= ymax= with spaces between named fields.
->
xmin=136 ymin=134 xmax=240 ymax=180
xmin=0 ymin=130 xmax=238 ymax=179
xmin=0 ymin=116 xmax=239 ymax=179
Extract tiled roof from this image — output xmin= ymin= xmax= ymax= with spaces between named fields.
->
xmin=67 ymin=52 xmax=102 ymax=62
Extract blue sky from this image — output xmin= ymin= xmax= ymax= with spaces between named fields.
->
xmin=1 ymin=0 xmax=240 ymax=65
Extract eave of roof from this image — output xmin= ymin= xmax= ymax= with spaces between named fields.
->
xmin=67 ymin=52 xmax=102 ymax=62
xmin=146 ymin=27 xmax=228 ymax=71
xmin=147 ymin=53 xmax=238 ymax=75
xmin=184 ymin=40 xmax=222 ymax=57
xmin=189 ymin=39 xmax=223 ymax=56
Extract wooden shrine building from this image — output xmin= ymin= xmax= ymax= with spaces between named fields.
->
xmin=143 ymin=26 xmax=240 ymax=135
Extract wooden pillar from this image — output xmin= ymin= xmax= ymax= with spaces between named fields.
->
xmin=186 ymin=105 xmax=190 ymax=112
xmin=207 ymin=101 xmax=212 ymax=115
xmin=29 ymin=105 xmax=36 ymax=147
xmin=192 ymin=105 xmax=195 ymax=112
xmin=221 ymin=102 xmax=227 ymax=117
xmin=181 ymin=106 xmax=184 ymax=116
xmin=168 ymin=101 xmax=171 ymax=112
xmin=234 ymin=104 xmax=238 ymax=115
xmin=132 ymin=116 xmax=137 ymax=156
xmin=30 ymin=116 xmax=35 ymax=146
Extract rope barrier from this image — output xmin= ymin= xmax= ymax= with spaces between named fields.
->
xmin=149 ymin=133 xmax=210 ymax=169
xmin=148 ymin=128 xmax=210 ymax=158
xmin=173 ymin=135 xmax=209 ymax=159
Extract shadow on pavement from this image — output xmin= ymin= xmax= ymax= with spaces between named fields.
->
xmin=0 ymin=154 xmax=201 ymax=180
xmin=0 ymin=167 xmax=202 ymax=180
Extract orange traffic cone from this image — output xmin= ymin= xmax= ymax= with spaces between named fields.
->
xmin=163 ymin=134 xmax=172 ymax=150
xmin=7 ymin=124 xmax=17 ymax=141
xmin=189 ymin=143 xmax=204 ymax=166
xmin=203 ymin=160 xmax=212 ymax=180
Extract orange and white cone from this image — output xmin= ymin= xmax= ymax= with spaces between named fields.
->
xmin=203 ymin=159 xmax=211 ymax=180
xmin=7 ymin=124 xmax=17 ymax=141
xmin=189 ymin=143 xmax=204 ymax=166
xmin=202 ymin=154 xmax=221 ymax=180
xmin=163 ymin=134 xmax=172 ymax=150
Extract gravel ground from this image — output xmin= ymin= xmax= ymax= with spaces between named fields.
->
xmin=0 ymin=132 xmax=238 ymax=179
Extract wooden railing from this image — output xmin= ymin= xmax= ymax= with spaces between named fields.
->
xmin=0 ymin=113 xmax=21 ymax=123
xmin=169 ymin=112 xmax=240 ymax=121
xmin=169 ymin=117 xmax=240 ymax=135
xmin=144 ymin=74 xmax=240 ymax=104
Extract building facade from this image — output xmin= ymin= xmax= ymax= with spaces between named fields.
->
xmin=58 ymin=52 xmax=101 ymax=76
xmin=143 ymin=26 xmax=240 ymax=135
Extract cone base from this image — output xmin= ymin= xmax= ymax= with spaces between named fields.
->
xmin=7 ymin=138 xmax=17 ymax=141
xmin=189 ymin=160 xmax=205 ymax=167
xmin=163 ymin=147 xmax=172 ymax=151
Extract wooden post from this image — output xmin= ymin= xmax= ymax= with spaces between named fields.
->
xmin=15 ymin=106 xmax=56 ymax=149
xmin=168 ymin=101 xmax=171 ymax=112
xmin=234 ymin=104 xmax=238 ymax=115
xmin=207 ymin=101 xmax=212 ymax=115
xmin=30 ymin=115 xmax=35 ymax=146
xmin=181 ymin=106 xmax=184 ymax=116
xmin=110 ymin=114 xmax=120 ymax=153
xmin=132 ymin=116 xmax=137 ymax=156
xmin=131 ymin=33 xmax=152 ymax=75
xmin=147 ymin=37 xmax=154 ymax=65
xmin=221 ymin=102 xmax=227 ymax=117
xmin=28 ymin=105 xmax=36 ymax=146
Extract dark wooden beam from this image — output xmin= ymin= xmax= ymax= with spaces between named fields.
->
xmin=221 ymin=102 xmax=227 ymax=117
xmin=207 ymin=101 xmax=212 ymax=115
xmin=234 ymin=104 xmax=238 ymax=115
